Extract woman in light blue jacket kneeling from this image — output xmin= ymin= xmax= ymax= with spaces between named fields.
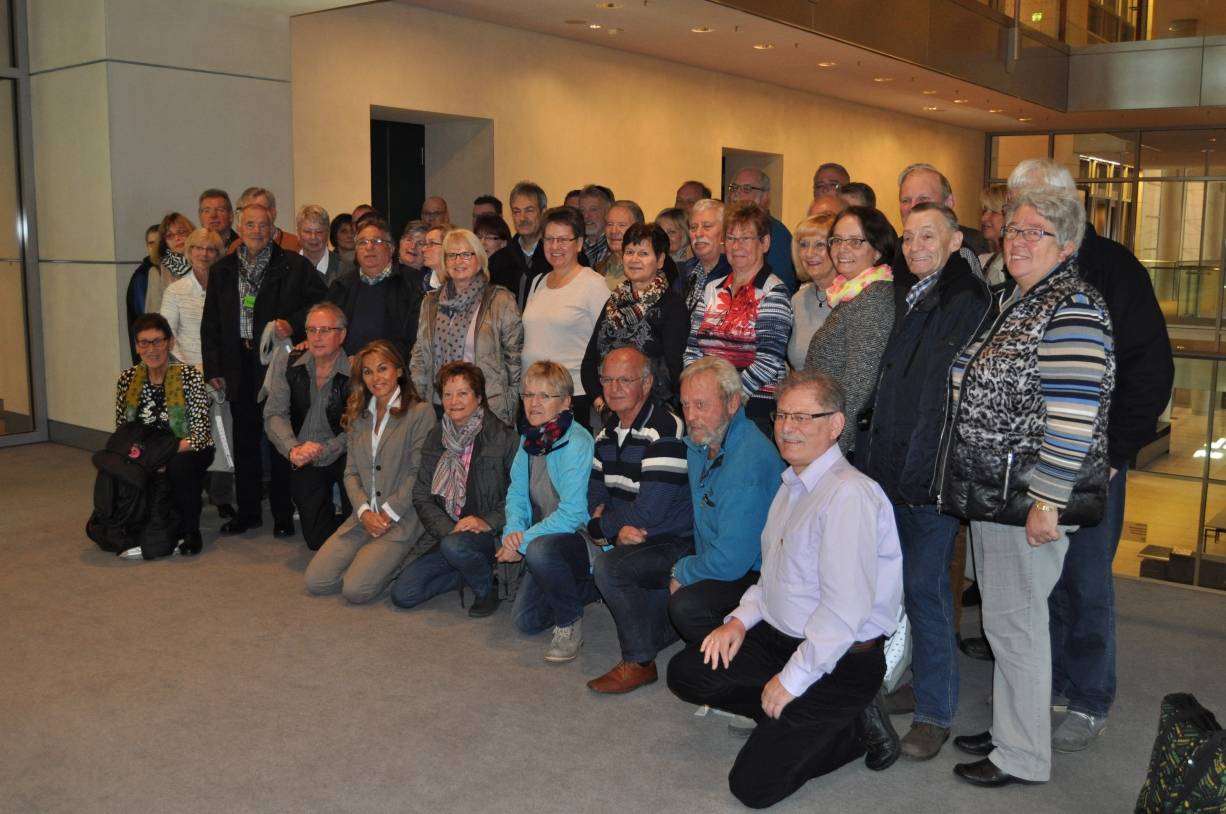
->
xmin=497 ymin=360 xmax=596 ymax=664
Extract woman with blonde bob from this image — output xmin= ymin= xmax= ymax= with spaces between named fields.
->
xmin=787 ymin=213 xmax=837 ymax=370
xmin=411 ymin=228 xmax=523 ymax=427
xmin=305 ymin=340 xmax=436 ymax=604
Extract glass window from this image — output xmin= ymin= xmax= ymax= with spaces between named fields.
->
xmin=1053 ymin=132 xmax=1137 ymax=179
xmin=0 ymin=0 xmax=10 ymax=69
xmin=1140 ymin=130 xmax=1226 ymax=177
xmin=989 ymin=134 xmax=1049 ymax=181
xmin=1149 ymin=0 xmax=1226 ymax=40
xmin=0 ymin=79 xmax=32 ymax=435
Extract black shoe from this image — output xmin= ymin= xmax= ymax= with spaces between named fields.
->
xmin=273 ymin=521 xmax=296 ymax=538
xmin=468 ymin=591 xmax=501 ymax=618
xmin=880 ymin=683 xmax=916 ymax=715
xmin=177 ymin=531 xmax=203 ymax=556
xmin=216 ymin=503 xmax=236 ymax=519
xmin=219 ymin=517 xmax=262 ymax=535
xmin=860 ymin=691 xmax=901 ymax=771
xmin=953 ymin=757 xmax=1039 ymax=787
xmin=961 ymin=583 xmax=981 ymax=607
xmin=953 ymin=730 xmax=995 ymax=757
xmin=958 ymin=635 xmax=994 ymax=661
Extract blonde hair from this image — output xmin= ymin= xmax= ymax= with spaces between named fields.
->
xmin=523 ymin=361 xmax=574 ymax=399
xmin=437 ymin=228 xmax=490 ymax=284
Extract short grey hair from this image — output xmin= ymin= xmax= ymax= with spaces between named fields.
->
xmin=1006 ymin=187 xmax=1086 ymax=248
xmin=610 ymin=200 xmax=645 ymax=224
xmin=296 ymin=204 xmax=330 ymax=230
xmin=510 ymin=180 xmax=547 ymax=210
xmin=690 ymin=199 xmax=724 ymax=221
xmin=680 ymin=356 xmax=742 ymax=403
xmin=898 ymin=163 xmax=952 ymax=199
xmin=737 ymin=167 xmax=770 ymax=192
xmin=905 ymin=201 xmax=959 ymax=232
xmin=307 ymin=301 xmax=347 ymax=329
xmin=775 ymin=370 xmax=846 ymax=416
xmin=1007 ymin=158 xmax=1076 ymax=194
xmin=238 ymin=186 xmax=276 ymax=211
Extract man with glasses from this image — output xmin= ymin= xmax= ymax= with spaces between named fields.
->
xmin=812 ymin=162 xmax=851 ymax=199
xmin=727 ymin=167 xmax=795 ymax=292
xmin=586 ymin=348 xmax=693 ymax=694
xmin=421 ymin=196 xmax=450 ymax=228
xmin=263 ymin=302 xmax=352 ymax=550
xmin=198 ymin=188 xmax=238 ymax=247
xmin=667 ymin=370 xmax=903 ymax=808
xmin=578 ymin=184 xmax=615 ymax=268
xmin=202 ymin=204 xmax=327 ymax=536
xmin=325 ymin=216 xmax=424 ymax=363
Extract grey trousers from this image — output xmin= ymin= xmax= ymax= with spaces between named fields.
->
xmin=970 ymin=520 xmax=1071 ymax=782
xmin=305 ymin=529 xmax=416 ymax=605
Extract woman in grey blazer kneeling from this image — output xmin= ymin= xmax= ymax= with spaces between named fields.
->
xmin=305 ymin=339 xmax=436 ymax=604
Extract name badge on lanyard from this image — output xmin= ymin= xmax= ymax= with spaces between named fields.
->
xmin=242 ymin=294 xmax=257 ymax=309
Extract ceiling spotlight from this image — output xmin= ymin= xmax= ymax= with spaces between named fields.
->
xmin=817 ymin=61 xmax=837 ymax=67
xmin=690 ymin=25 xmax=713 ymax=33
xmin=921 ymin=89 xmax=938 ymax=95
xmin=953 ymin=98 xmax=969 ymax=104
xmin=588 ymin=23 xmax=602 ymax=29
xmin=923 ymin=106 xmax=944 ymax=112
xmin=607 ymin=27 xmax=622 ymax=34
xmin=872 ymin=76 xmax=893 ymax=83
xmin=988 ymin=108 xmax=1005 ymax=113
xmin=753 ymin=42 xmax=774 ymax=50
xmin=1018 ymin=116 xmax=1033 ymax=122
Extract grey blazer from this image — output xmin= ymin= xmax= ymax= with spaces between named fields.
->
xmin=336 ymin=400 xmax=437 ymax=547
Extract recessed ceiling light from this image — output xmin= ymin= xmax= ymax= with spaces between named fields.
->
xmin=1018 ymin=116 xmax=1033 ymax=122
xmin=872 ymin=76 xmax=893 ymax=83
xmin=923 ymin=106 xmax=944 ymax=112
xmin=565 ymin=19 xmax=587 ymax=25
xmin=817 ymin=61 xmax=837 ymax=68
xmin=753 ymin=43 xmax=774 ymax=50
xmin=588 ymin=23 xmax=602 ymax=29
xmin=690 ymin=25 xmax=713 ymax=33
xmin=595 ymin=1 xmax=620 ymax=7
xmin=606 ymin=27 xmax=622 ymax=35
xmin=988 ymin=108 xmax=1005 ymax=113
xmin=921 ymin=89 xmax=938 ymax=95
xmin=953 ymin=98 xmax=969 ymax=104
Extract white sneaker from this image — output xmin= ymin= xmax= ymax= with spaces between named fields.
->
xmin=118 ymin=546 xmax=143 ymax=560
xmin=544 ymin=619 xmax=583 ymax=663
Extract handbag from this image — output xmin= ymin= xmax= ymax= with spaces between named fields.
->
xmin=1135 ymin=692 xmax=1226 ymax=813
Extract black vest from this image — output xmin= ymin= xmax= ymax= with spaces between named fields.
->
xmin=286 ymin=350 xmax=348 ymax=438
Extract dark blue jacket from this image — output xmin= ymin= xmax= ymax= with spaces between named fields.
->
xmin=858 ymin=249 xmax=990 ymax=505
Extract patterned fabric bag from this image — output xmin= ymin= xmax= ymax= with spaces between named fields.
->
xmin=1135 ymin=692 xmax=1226 ymax=813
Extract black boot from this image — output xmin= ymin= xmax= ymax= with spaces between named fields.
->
xmin=861 ymin=690 xmax=901 ymax=771
xmin=177 ymin=531 xmax=203 ymax=557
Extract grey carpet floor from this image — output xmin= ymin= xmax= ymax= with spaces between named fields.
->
xmin=1 ymin=443 xmax=1222 ymax=813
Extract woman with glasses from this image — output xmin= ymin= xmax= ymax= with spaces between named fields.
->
xmin=803 ymin=205 xmax=897 ymax=455
xmin=496 ymin=361 xmax=597 ymax=663
xmin=144 ymin=212 xmax=196 ymax=314
xmin=521 ymin=207 xmax=611 ymax=424
xmin=473 ymin=212 xmax=511 ymax=259
xmin=410 ymin=228 xmax=523 ymax=426
xmin=580 ymin=222 xmax=688 ymax=409
xmin=787 ymin=213 xmax=838 ymax=370
xmin=939 ymin=188 xmax=1114 ymax=789
xmin=684 ymin=202 xmax=793 ymax=437
xmin=113 ymin=313 xmax=214 ymax=558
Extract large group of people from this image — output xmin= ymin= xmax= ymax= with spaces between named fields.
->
xmin=108 ymin=157 xmax=1173 ymax=807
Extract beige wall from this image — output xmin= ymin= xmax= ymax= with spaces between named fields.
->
xmin=290 ymin=4 xmax=986 ymax=235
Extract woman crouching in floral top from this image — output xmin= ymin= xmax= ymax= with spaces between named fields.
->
xmin=114 ymin=313 xmax=214 ymax=556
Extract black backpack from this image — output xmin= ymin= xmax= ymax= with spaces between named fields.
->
xmin=85 ymin=422 xmax=181 ymax=559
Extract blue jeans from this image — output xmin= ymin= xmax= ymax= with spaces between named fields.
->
xmin=511 ymin=532 xmax=600 ymax=634
xmin=894 ymin=504 xmax=961 ymax=728
xmin=593 ymin=535 xmax=694 ymax=663
xmin=389 ymin=531 xmax=497 ymax=609
xmin=1049 ymin=466 xmax=1128 ymax=718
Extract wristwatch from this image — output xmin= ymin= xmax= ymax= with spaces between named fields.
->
xmin=1034 ymin=500 xmax=1057 ymax=514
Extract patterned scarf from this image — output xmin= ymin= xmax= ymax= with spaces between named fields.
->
xmin=432 ymin=275 xmax=487 ymax=368
xmin=161 ymin=251 xmax=192 ymax=280
xmin=825 ymin=264 xmax=893 ymax=307
xmin=521 ymin=409 xmax=573 ymax=456
xmin=124 ymin=363 xmax=188 ymax=438
xmin=598 ymin=275 xmax=667 ymax=359
xmin=431 ymin=409 xmax=485 ymax=520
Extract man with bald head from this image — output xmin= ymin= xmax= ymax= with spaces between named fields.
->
xmin=587 ymin=347 xmax=692 ymax=695
xmin=727 ymin=167 xmax=795 ymax=291
xmin=421 ymin=196 xmax=450 ymax=228
xmin=675 ymin=180 xmax=712 ymax=214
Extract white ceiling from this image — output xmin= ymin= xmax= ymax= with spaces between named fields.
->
xmin=387 ymin=0 xmax=1226 ymax=134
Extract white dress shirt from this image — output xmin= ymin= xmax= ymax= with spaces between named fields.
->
xmin=357 ymin=387 xmax=402 ymax=522
xmin=731 ymin=444 xmax=903 ymax=697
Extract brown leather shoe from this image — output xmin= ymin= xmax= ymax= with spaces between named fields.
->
xmin=586 ymin=661 xmax=658 ymax=694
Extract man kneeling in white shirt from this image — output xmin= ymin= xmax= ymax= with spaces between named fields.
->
xmin=667 ymin=370 xmax=903 ymax=809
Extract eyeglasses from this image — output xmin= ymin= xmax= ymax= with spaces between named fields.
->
xmin=797 ymin=239 xmax=829 ymax=251
xmin=828 ymin=236 xmax=869 ymax=249
xmin=542 ymin=236 xmax=578 ymax=245
xmin=814 ymin=181 xmax=842 ymax=194
xmin=1002 ymin=225 xmax=1057 ymax=243
xmin=725 ymin=234 xmax=762 ymax=245
xmin=135 ymin=337 xmax=168 ymax=350
xmin=426 ymin=240 xmax=444 ymax=248
xmin=522 ymin=392 xmax=563 ymax=402
xmin=356 ymin=238 xmax=390 ymax=248
xmin=445 ymin=251 xmax=476 ymax=262
xmin=770 ymin=410 xmax=836 ymax=425
xmin=305 ymin=326 xmax=344 ymax=336
xmin=727 ymin=183 xmax=765 ymax=194
xmin=598 ymin=375 xmax=646 ymax=388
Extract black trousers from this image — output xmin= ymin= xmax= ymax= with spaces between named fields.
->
xmin=269 ymin=444 xmax=294 ymax=527
xmin=167 ymin=448 xmax=215 ymax=536
xmin=668 ymin=571 xmax=760 ymax=644
xmin=667 ymin=623 xmax=884 ymax=809
xmin=291 ymin=456 xmax=351 ymax=550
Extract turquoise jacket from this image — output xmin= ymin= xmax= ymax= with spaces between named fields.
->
xmin=674 ymin=407 xmax=784 ymax=586
xmin=504 ymin=419 xmax=595 ymax=553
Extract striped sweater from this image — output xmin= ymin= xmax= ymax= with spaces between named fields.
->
xmin=947 ymin=258 xmax=1114 ymax=512
xmin=587 ymin=400 xmax=692 ymax=541
xmin=684 ymin=265 xmax=793 ymax=402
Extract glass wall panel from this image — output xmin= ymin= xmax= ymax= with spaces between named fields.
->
xmin=1140 ymin=130 xmax=1226 ymax=178
xmin=1148 ymin=0 xmax=1226 ymax=40
xmin=1053 ymin=132 xmax=1137 ymax=178
xmin=0 ymin=79 xmax=32 ymax=435
xmin=0 ymin=0 xmax=10 ymax=69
